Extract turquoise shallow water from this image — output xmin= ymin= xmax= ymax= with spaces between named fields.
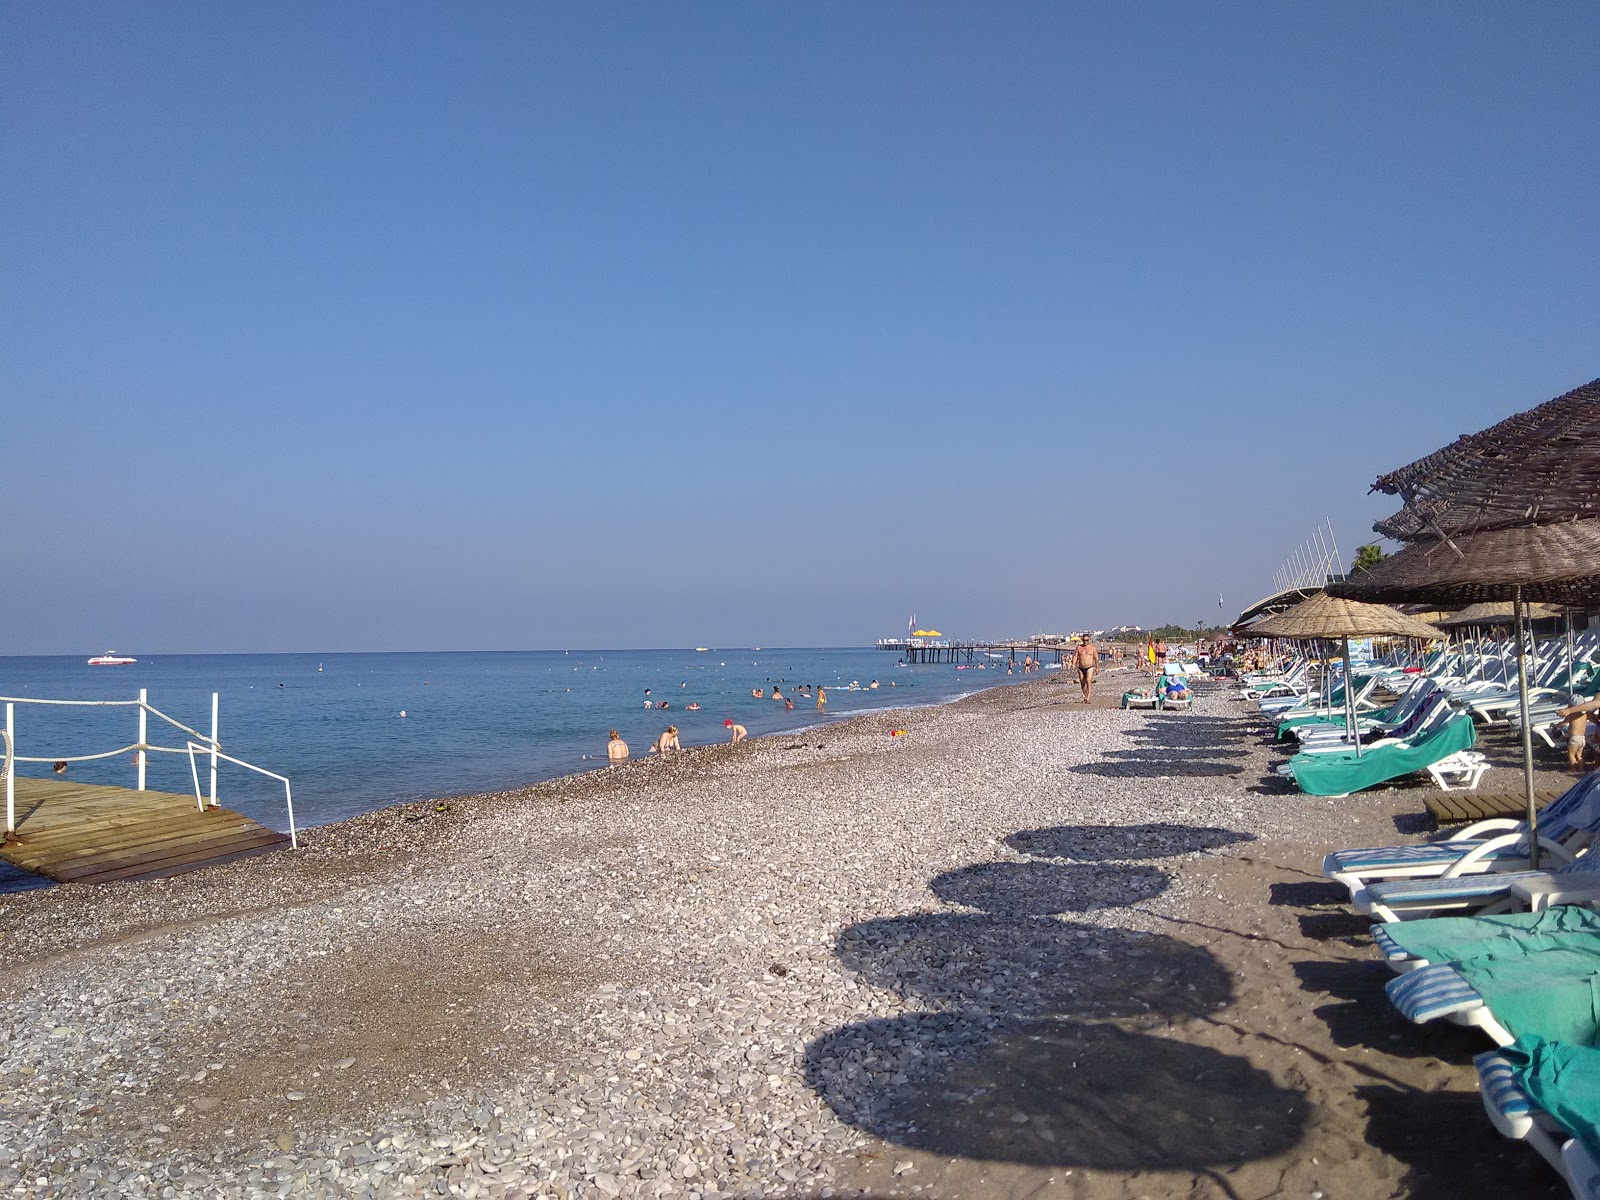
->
xmin=0 ymin=648 xmax=1044 ymax=834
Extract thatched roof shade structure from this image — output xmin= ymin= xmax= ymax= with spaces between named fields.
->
xmin=1332 ymin=519 xmax=1600 ymax=608
xmin=1372 ymin=377 xmax=1600 ymax=541
xmin=1333 ymin=377 xmax=1600 ymax=858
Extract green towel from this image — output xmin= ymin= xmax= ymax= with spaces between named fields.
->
xmin=1290 ymin=714 xmax=1476 ymax=798
xmin=1388 ymin=908 xmax=1600 ymax=965
xmin=1456 ymin=948 xmax=1600 ymax=1046
xmin=1505 ymin=1033 xmax=1600 ymax=1161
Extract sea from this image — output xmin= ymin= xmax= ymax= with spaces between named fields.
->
xmin=0 ymin=648 xmax=1049 ymax=836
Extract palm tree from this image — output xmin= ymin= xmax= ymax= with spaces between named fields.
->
xmin=1351 ymin=543 xmax=1386 ymax=574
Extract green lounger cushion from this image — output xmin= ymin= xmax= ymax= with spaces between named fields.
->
xmin=1289 ymin=715 xmax=1476 ymax=797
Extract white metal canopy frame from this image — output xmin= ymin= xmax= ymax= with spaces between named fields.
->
xmin=0 ymin=689 xmax=297 ymax=849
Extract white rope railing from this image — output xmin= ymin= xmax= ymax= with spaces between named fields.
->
xmin=2 ymin=726 xmax=11 ymax=840
xmin=186 ymin=742 xmax=297 ymax=849
xmin=3 ymin=691 xmax=289 ymax=843
xmin=0 ymin=696 xmax=141 ymax=707
xmin=10 ymin=744 xmax=142 ymax=764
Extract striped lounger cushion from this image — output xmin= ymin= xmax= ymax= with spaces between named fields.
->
xmin=1327 ymin=842 xmax=1519 ymax=873
xmin=1386 ymin=963 xmax=1481 ymax=1023
xmin=1371 ymin=924 xmax=1410 ymax=962
xmin=1362 ymin=871 xmax=1544 ymax=909
xmin=1476 ymin=1050 xmax=1535 ymax=1121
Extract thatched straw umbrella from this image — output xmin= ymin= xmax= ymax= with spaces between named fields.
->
xmin=1435 ymin=601 xmax=1563 ymax=627
xmin=1333 ymin=378 xmax=1600 ymax=864
xmin=1370 ymin=377 xmax=1600 ymax=540
xmin=1251 ymin=594 xmax=1442 ymax=756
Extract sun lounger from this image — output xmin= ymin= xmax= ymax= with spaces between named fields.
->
xmin=1286 ymin=711 xmax=1478 ymax=798
xmin=1322 ymin=773 xmax=1600 ymax=894
xmin=1479 ymin=1042 xmax=1600 ymax=1198
xmin=1353 ymin=848 xmax=1600 ymax=922
xmin=1476 ymin=1048 xmax=1572 ymax=1179
xmin=1386 ymin=962 xmax=1521 ymax=1044
xmin=1294 ymin=691 xmax=1454 ymax=754
xmin=1121 ymin=689 xmax=1159 ymax=710
xmin=1566 ymin=1139 xmax=1600 ymax=1200
xmin=1386 ymin=946 xmax=1600 ymax=1047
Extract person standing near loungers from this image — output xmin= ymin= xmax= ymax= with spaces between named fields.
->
xmin=1073 ymin=634 xmax=1100 ymax=703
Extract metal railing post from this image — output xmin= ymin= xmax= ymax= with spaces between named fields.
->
xmin=5 ymin=702 xmax=14 ymax=835
xmin=209 ymin=692 xmax=219 ymax=809
xmin=137 ymin=689 xmax=148 ymax=791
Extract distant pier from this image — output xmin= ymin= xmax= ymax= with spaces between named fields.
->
xmin=876 ymin=638 xmax=1070 ymax=666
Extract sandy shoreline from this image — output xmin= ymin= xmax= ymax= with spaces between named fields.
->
xmin=0 ymin=669 xmax=1571 ymax=1197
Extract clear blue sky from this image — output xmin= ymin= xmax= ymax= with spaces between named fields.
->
xmin=3 ymin=3 xmax=1596 ymax=652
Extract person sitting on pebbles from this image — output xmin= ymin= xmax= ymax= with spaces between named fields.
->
xmin=606 ymin=730 xmax=630 ymax=762
xmin=649 ymin=725 xmax=681 ymax=755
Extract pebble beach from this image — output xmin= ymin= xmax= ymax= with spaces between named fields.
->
xmin=0 ymin=671 xmax=1568 ymax=1198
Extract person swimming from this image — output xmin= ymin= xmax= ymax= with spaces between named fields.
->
xmin=686 ymin=702 xmax=701 ymax=711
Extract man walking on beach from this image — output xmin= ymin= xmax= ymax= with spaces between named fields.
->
xmin=1073 ymin=635 xmax=1100 ymax=703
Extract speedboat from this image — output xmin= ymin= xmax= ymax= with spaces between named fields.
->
xmin=87 ymin=651 xmax=137 ymax=666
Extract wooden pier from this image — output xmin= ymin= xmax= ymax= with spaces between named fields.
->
xmin=876 ymin=638 xmax=1071 ymax=666
xmin=0 ymin=777 xmax=291 ymax=886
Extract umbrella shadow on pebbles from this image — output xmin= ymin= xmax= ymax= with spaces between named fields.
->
xmin=1006 ymin=823 xmax=1254 ymax=862
xmin=1070 ymin=757 xmax=1245 ymax=778
xmin=803 ymin=1015 xmax=1305 ymax=1170
xmin=930 ymin=861 xmax=1170 ymax=915
xmin=834 ymin=914 xmax=1229 ymax=1019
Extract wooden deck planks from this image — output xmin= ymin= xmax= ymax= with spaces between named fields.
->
xmin=1424 ymin=786 xmax=1567 ymax=825
xmin=1 ymin=777 xmax=290 ymax=884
